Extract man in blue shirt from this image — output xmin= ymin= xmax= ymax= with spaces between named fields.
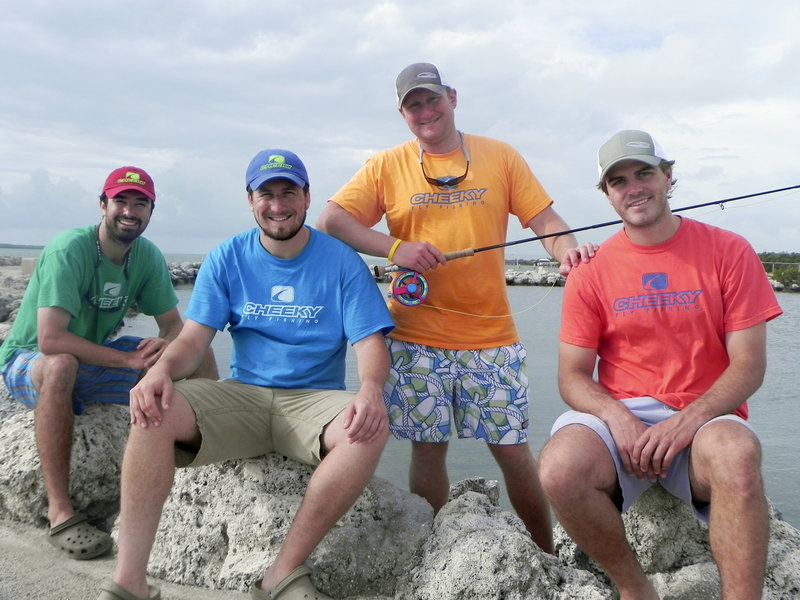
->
xmin=98 ymin=149 xmax=394 ymax=600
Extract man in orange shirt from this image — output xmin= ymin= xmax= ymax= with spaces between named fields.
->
xmin=317 ymin=62 xmax=595 ymax=551
xmin=539 ymin=129 xmax=782 ymax=599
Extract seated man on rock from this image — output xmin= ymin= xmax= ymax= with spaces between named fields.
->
xmin=538 ymin=129 xmax=783 ymax=600
xmin=97 ymin=149 xmax=394 ymax=600
xmin=0 ymin=166 xmax=218 ymax=561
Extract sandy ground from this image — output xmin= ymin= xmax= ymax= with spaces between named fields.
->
xmin=0 ymin=519 xmax=254 ymax=600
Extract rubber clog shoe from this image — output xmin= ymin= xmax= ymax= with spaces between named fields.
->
xmin=97 ymin=579 xmax=161 ymax=600
xmin=250 ymin=565 xmax=333 ymax=599
xmin=48 ymin=513 xmax=112 ymax=560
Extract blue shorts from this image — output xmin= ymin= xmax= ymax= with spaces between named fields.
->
xmin=1 ymin=335 xmax=144 ymax=415
xmin=384 ymin=339 xmax=529 ymax=445
xmin=550 ymin=396 xmax=755 ymax=522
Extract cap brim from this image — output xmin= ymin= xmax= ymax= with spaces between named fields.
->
xmin=398 ymin=83 xmax=447 ymax=107
xmin=599 ymin=155 xmax=663 ymax=181
xmin=249 ymin=173 xmax=307 ymax=190
xmin=103 ymin=184 xmax=156 ymax=201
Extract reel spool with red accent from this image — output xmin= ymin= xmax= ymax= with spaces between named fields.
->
xmin=390 ymin=270 xmax=429 ymax=306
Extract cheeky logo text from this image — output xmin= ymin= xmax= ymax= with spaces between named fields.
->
xmin=410 ymin=188 xmax=487 ymax=206
xmin=613 ymin=290 xmax=703 ymax=312
xmin=243 ymin=302 xmax=324 ymax=319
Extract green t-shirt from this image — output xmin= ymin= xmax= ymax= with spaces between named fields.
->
xmin=0 ymin=225 xmax=178 ymax=367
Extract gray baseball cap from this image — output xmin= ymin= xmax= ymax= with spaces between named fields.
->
xmin=598 ymin=130 xmax=669 ymax=180
xmin=396 ymin=62 xmax=449 ymax=107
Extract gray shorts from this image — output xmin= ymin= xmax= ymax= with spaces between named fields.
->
xmin=172 ymin=378 xmax=353 ymax=468
xmin=550 ymin=396 xmax=755 ymax=523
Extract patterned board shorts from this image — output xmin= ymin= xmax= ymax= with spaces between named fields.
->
xmin=1 ymin=335 xmax=144 ymax=414
xmin=384 ymin=338 xmax=529 ymax=444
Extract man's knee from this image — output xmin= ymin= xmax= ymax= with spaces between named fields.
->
xmin=539 ymin=426 xmax=611 ymax=499
xmin=488 ymin=442 xmax=534 ymax=471
xmin=30 ymin=354 xmax=80 ymax=409
xmin=538 ymin=438 xmax=570 ymax=499
xmin=693 ymin=421 xmax=763 ymax=493
xmin=33 ymin=353 xmax=79 ymax=386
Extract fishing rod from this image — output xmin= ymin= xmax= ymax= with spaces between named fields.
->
xmin=377 ymin=183 xmax=800 ymax=305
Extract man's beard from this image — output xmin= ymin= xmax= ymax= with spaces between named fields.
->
xmin=106 ymin=217 xmax=144 ymax=244
xmin=255 ymin=212 xmax=307 ymax=242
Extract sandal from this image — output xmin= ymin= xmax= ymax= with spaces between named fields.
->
xmin=48 ymin=512 xmax=112 ymax=560
xmin=250 ymin=565 xmax=333 ymax=599
xmin=97 ymin=579 xmax=161 ymax=600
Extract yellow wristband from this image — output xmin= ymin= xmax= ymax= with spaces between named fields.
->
xmin=387 ymin=239 xmax=403 ymax=262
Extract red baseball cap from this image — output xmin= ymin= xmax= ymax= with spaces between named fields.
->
xmin=102 ymin=166 xmax=156 ymax=201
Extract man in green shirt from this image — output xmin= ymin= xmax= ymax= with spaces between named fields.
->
xmin=0 ymin=166 xmax=217 ymax=560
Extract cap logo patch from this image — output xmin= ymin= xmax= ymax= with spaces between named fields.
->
xmin=626 ymin=142 xmax=652 ymax=150
xmin=116 ymin=172 xmax=146 ymax=185
xmin=260 ymin=155 xmax=292 ymax=171
xmin=416 ymin=72 xmax=439 ymax=80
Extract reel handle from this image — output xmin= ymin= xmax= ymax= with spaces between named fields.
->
xmin=373 ymin=247 xmax=475 ymax=277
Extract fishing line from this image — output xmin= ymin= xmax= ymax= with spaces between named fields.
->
xmin=379 ymin=183 xmax=800 ymax=309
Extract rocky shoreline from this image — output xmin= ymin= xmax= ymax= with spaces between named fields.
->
xmin=1 ymin=379 xmax=799 ymax=599
xmin=0 ymin=255 xmax=799 ymax=598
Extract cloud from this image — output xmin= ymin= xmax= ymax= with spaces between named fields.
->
xmin=0 ymin=1 xmax=798 ymax=254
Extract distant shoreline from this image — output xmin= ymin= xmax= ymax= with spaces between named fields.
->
xmin=0 ymin=244 xmax=44 ymax=250
xmin=1 ymin=253 xmax=796 ymax=292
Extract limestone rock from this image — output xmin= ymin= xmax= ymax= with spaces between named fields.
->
xmin=504 ymin=267 xmax=565 ymax=286
xmin=168 ymin=262 xmax=202 ymax=285
xmin=142 ymin=470 xmax=800 ymax=599
xmin=0 ymin=401 xmax=130 ymax=526
xmin=144 ymin=455 xmax=434 ymax=598
xmin=395 ymin=490 xmax=607 ymax=600
xmin=0 ymin=385 xmax=26 ymax=425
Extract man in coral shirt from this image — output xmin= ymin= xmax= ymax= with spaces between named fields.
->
xmin=539 ymin=129 xmax=782 ymax=600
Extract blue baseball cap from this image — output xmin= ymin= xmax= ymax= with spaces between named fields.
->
xmin=246 ymin=149 xmax=309 ymax=191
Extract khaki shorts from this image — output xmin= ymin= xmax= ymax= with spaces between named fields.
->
xmin=172 ymin=378 xmax=353 ymax=468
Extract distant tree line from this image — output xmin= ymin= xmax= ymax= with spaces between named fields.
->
xmin=759 ymin=252 xmax=800 ymax=287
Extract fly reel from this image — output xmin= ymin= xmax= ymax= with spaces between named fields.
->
xmin=389 ymin=270 xmax=429 ymax=306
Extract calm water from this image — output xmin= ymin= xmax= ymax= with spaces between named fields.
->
xmin=119 ymin=280 xmax=800 ymax=528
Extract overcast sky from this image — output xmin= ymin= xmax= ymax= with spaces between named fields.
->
xmin=1 ymin=1 xmax=798 ymax=258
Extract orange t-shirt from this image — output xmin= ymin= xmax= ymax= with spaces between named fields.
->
xmin=560 ymin=218 xmax=782 ymax=418
xmin=330 ymin=134 xmax=553 ymax=349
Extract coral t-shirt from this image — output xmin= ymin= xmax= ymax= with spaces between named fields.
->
xmin=560 ymin=218 xmax=782 ymax=418
xmin=330 ymin=134 xmax=553 ymax=349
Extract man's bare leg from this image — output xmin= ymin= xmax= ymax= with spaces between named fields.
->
xmin=32 ymin=354 xmax=80 ymax=527
xmin=691 ymin=421 xmax=768 ymax=600
xmin=257 ymin=409 xmax=388 ymax=591
xmin=409 ymin=441 xmax=449 ymax=513
xmin=110 ymin=393 xmax=199 ymax=598
xmin=489 ymin=443 xmax=553 ymax=553
xmin=539 ymin=426 xmax=658 ymax=600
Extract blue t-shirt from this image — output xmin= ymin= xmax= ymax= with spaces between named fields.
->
xmin=187 ymin=226 xmax=394 ymax=389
